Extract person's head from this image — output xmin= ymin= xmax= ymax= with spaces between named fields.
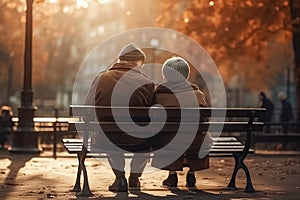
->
xmin=118 ymin=43 xmax=146 ymax=69
xmin=278 ymin=91 xmax=287 ymax=101
xmin=259 ymin=92 xmax=266 ymax=101
xmin=0 ymin=106 xmax=12 ymax=118
xmin=1 ymin=109 xmax=9 ymax=116
xmin=162 ymin=57 xmax=190 ymax=82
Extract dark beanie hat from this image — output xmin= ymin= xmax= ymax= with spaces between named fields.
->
xmin=118 ymin=43 xmax=146 ymax=61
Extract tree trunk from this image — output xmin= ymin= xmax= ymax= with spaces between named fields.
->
xmin=289 ymin=0 xmax=300 ymax=131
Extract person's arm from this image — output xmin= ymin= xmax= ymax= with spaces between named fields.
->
xmin=84 ymin=73 xmax=104 ymax=105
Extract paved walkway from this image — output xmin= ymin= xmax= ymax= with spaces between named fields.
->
xmin=0 ymin=149 xmax=300 ymax=200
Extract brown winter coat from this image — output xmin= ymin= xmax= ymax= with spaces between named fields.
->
xmin=151 ymin=81 xmax=209 ymax=171
xmin=86 ymin=62 xmax=154 ymax=107
xmin=85 ymin=62 xmax=155 ymax=149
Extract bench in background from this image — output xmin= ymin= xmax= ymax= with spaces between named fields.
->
xmin=12 ymin=117 xmax=73 ymax=158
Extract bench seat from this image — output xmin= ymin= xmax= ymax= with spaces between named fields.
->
xmin=62 ymin=138 xmax=254 ymax=156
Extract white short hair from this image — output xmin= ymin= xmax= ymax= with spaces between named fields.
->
xmin=162 ymin=57 xmax=190 ymax=82
xmin=278 ymin=91 xmax=287 ymax=100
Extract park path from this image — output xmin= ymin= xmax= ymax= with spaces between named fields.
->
xmin=0 ymin=149 xmax=300 ymax=200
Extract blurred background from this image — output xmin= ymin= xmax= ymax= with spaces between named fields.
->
xmin=0 ymin=0 xmax=299 ymax=121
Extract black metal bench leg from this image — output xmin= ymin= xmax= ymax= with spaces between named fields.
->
xmin=240 ymin=161 xmax=255 ymax=193
xmin=77 ymin=161 xmax=93 ymax=196
xmin=227 ymin=153 xmax=255 ymax=193
xmin=71 ymin=152 xmax=82 ymax=192
xmin=227 ymin=154 xmax=239 ymax=189
xmin=76 ymin=147 xmax=93 ymax=197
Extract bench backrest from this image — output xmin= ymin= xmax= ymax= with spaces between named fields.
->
xmin=68 ymin=105 xmax=265 ymax=153
xmin=70 ymin=106 xmax=265 ymax=130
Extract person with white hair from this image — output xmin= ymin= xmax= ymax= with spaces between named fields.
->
xmin=151 ymin=57 xmax=210 ymax=188
xmin=278 ymin=91 xmax=294 ymax=133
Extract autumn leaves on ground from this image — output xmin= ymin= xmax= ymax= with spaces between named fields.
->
xmin=0 ymin=149 xmax=299 ymax=200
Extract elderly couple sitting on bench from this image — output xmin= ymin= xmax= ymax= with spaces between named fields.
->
xmin=85 ymin=43 xmax=212 ymax=192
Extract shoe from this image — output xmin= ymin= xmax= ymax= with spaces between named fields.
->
xmin=186 ymin=173 xmax=196 ymax=188
xmin=108 ymin=176 xmax=128 ymax=192
xmin=128 ymin=176 xmax=141 ymax=189
xmin=162 ymin=174 xmax=178 ymax=187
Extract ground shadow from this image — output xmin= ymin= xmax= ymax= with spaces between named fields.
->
xmin=71 ymin=187 xmax=268 ymax=200
xmin=0 ymin=148 xmax=36 ymax=200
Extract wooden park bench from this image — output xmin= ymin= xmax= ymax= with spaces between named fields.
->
xmin=63 ymin=105 xmax=265 ymax=196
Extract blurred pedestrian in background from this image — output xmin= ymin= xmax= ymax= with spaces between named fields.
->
xmin=278 ymin=91 xmax=294 ymax=134
xmin=0 ymin=106 xmax=14 ymax=148
xmin=258 ymin=92 xmax=274 ymax=133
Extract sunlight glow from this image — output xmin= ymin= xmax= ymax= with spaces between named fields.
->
xmin=63 ymin=6 xmax=72 ymax=13
xmin=41 ymin=0 xmax=110 ymax=10
xmin=76 ymin=0 xmax=89 ymax=9
xmin=184 ymin=17 xmax=189 ymax=23
xmin=209 ymin=1 xmax=215 ymax=6
xmin=126 ymin=10 xmax=132 ymax=16
xmin=97 ymin=0 xmax=110 ymax=3
xmin=48 ymin=0 xmax=58 ymax=3
xmin=150 ymin=38 xmax=159 ymax=47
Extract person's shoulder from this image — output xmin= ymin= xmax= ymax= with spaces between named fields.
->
xmin=154 ymin=84 xmax=170 ymax=93
xmin=265 ymin=97 xmax=273 ymax=103
xmin=188 ymin=82 xmax=203 ymax=92
xmin=265 ymin=98 xmax=274 ymax=106
xmin=134 ymin=70 xmax=154 ymax=84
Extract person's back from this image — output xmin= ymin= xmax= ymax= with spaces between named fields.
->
xmin=152 ymin=57 xmax=210 ymax=188
xmin=94 ymin=61 xmax=153 ymax=107
xmin=278 ymin=91 xmax=294 ymax=133
xmin=85 ymin=43 xmax=154 ymax=192
xmin=258 ymin=92 xmax=274 ymax=133
xmin=278 ymin=92 xmax=293 ymax=122
xmin=154 ymin=82 xmax=207 ymax=108
xmin=258 ymin=92 xmax=274 ymax=122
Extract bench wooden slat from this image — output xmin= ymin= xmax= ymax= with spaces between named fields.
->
xmin=213 ymin=145 xmax=243 ymax=148
xmin=63 ymin=138 xmax=87 ymax=143
xmin=213 ymin=142 xmax=242 ymax=145
xmin=62 ymin=138 xmax=243 ymax=146
xmin=212 ymin=137 xmax=237 ymax=141
xmin=64 ymin=146 xmax=253 ymax=153
xmin=70 ymin=106 xmax=266 ymax=119
xmin=69 ymin=121 xmax=264 ymax=132
xmin=63 ymin=137 xmax=240 ymax=142
xmin=63 ymin=135 xmax=248 ymax=156
xmin=64 ymin=147 xmax=254 ymax=157
xmin=63 ymin=142 xmax=245 ymax=147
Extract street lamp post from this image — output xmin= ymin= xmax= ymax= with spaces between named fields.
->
xmin=10 ymin=0 xmax=40 ymax=153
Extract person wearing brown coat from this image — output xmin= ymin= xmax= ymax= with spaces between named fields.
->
xmin=151 ymin=57 xmax=210 ymax=188
xmin=85 ymin=43 xmax=154 ymax=192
